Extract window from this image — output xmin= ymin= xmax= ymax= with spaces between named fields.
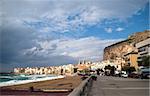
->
xmin=138 ymin=47 xmax=146 ymax=52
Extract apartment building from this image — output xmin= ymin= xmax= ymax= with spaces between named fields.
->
xmin=136 ymin=38 xmax=150 ymax=63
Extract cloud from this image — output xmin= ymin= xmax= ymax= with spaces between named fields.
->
xmin=1 ymin=0 xmax=148 ymax=33
xmin=1 ymin=25 xmax=123 ymax=72
xmin=24 ymin=37 xmax=123 ymax=61
xmin=116 ymin=27 xmax=124 ymax=32
xmin=105 ymin=28 xmax=113 ymax=33
xmin=22 ymin=7 xmax=102 ymax=33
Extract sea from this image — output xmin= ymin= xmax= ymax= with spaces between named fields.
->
xmin=0 ymin=74 xmax=65 ymax=87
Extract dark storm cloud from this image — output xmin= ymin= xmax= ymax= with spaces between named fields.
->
xmin=0 ymin=23 xmax=36 ymax=71
xmin=0 ymin=20 xmax=77 ymax=72
xmin=0 ymin=25 xmax=76 ymax=72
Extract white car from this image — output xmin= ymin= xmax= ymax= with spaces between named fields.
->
xmin=121 ymin=73 xmax=128 ymax=78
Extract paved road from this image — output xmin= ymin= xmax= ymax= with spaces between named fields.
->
xmin=88 ymin=76 xmax=149 ymax=96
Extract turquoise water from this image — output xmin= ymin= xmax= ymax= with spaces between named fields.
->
xmin=0 ymin=74 xmax=29 ymax=82
xmin=0 ymin=74 xmax=57 ymax=82
xmin=0 ymin=74 xmax=64 ymax=87
xmin=0 ymin=78 xmax=14 ymax=82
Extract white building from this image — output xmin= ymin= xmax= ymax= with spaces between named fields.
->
xmin=91 ymin=60 xmax=122 ymax=71
xmin=136 ymin=38 xmax=150 ymax=62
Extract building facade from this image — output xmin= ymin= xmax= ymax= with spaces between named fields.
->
xmin=136 ymin=38 xmax=150 ymax=64
xmin=124 ymin=51 xmax=139 ymax=71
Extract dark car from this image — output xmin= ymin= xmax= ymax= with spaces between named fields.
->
xmin=91 ymin=73 xmax=97 ymax=81
xmin=141 ymin=71 xmax=150 ymax=79
xmin=81 ymin=76 xmax=88 ymax=80
xmin=91 ymin=75 xmax=97 ymax=81
xmin=128 ymin=72 xmax=140 ymax=78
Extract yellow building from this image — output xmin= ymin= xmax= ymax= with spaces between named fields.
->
xmin=124 ymin=51 xmax=139 ymax=71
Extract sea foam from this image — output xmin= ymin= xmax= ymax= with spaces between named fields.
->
xmin=0 ymin=75 xmax=65 ymax=87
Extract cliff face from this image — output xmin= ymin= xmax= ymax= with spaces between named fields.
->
xmin=103 ymin=30 xmax=150 ymax=60
xmin=128 ymin=30 xmax=150 ymax=44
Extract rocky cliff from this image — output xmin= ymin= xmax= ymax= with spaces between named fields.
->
xmin=103 ymin=30 xmax=150 ymax=60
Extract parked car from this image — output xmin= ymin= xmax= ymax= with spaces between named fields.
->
xmin=121 ymin=71 xmax=128 ymax=78
xmin=141 ymin=71 xmax=150 ymax=79
xmin=114 ymin=70 xmax=121 ymax=77
xmin=121 ymin=73 xmax=128 ymax=78
xmin=91 ymin=75 xmax=97 ymax=81
xmin=90 ymin=72 xmax=97 ymax=81
xmin=128 ymin=72 xmax=140 ymax=78
xmin=139 ymin=67 xmax=150 ymax=79
xmin=81 ymin=76 xmax=88 ymax=80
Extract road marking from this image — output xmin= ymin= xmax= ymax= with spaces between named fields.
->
xmin=101 ymin=87 xmax=149 ymax=90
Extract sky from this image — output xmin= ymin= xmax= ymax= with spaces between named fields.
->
xmin=0 ymin=0 xmax=149 ymax=72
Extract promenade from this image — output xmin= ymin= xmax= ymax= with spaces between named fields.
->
xmin=88 ymin=76 xmax=149 ymax=96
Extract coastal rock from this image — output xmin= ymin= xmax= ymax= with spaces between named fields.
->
xmin=103 ymin=30 xmax=150 ymax=60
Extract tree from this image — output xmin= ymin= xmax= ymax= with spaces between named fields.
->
xmin=104 ymin=65 xmax=112 ymax=70
xmin=104 ymin=65 xmax=116 ymax=75
xmin=139 ymin=56 xmax=150 ymax=67
xmin=73 ymin=68 xmax=78 ymax=73
xmin=122 ymin=66 xmax=136 ymax=73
